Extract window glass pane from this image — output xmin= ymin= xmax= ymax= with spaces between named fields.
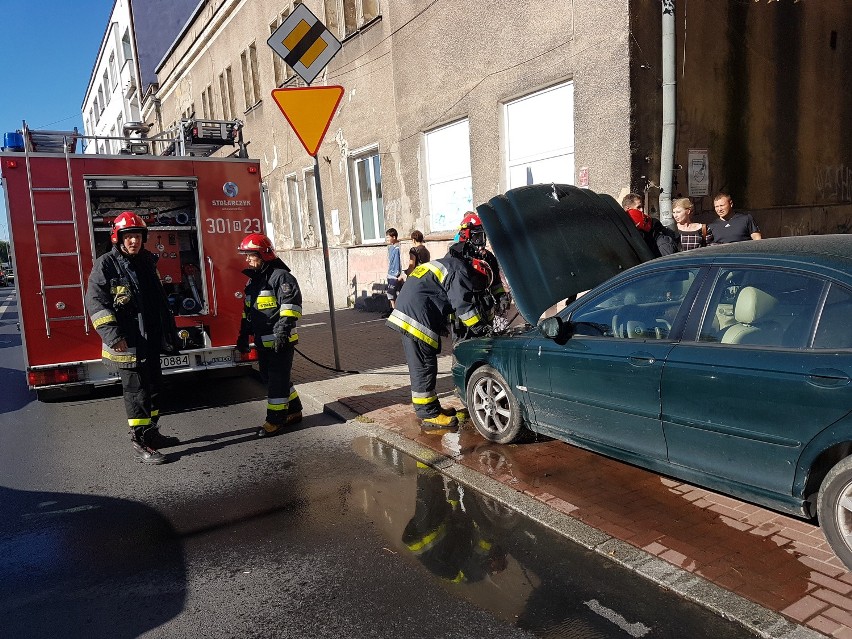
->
xmin=505 ymin=82 xmax=574 ymax=187
xmin=814 ymin=285 xmax=852 ymax=349
xmin=508 ymin=154 xmax=575 ymax=190
xmin=241 ymin=50 xmax=251 ymax=108
xmin=428 ymin=179 xmax=472 ymax=232
xmin=249 ymin=44 xmax=260 ymax=105
xmin=287 ymin=175 xmax=302 ymax=247
xmin=304 ymin=168 xmax=319 ymax=247
xmin=324 ymin=0 xmax=340 ymax=37
xmin=357 ymin=158 xmax=376 ymax=240
xmin=372 ymin=154 xmax=384 ymax=237
xmin=426 ymin=120 xmax=472 ymax=231
xmin=427 ymin=120 xmax=470 ymax=182
xmin=570 ymin=269 xmax=699 ymax=339
xmin=698 ymin=268 xmax=824 ymax=347
xmin=344 ymin=0 xmax=358 ymax=35
xmin=362 ymin=0 xmax=380 ymax=22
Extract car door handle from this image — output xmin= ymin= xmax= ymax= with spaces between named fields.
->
xmin=628 ymin=352 xmax=657 ymax=367
xmin=807 ymin=369 xmax=850 ymax=389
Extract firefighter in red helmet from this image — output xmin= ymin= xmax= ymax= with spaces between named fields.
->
xmin=386 ymin=213 xmax=492 ymax=434
xmin=235 ymin=233 xmax=304 ymax=437
xmin=85 ymin=211 xmax=180 ymax=464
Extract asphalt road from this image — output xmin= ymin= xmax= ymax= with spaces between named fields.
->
xmin=0 ymin=287 xmax=757 ymax=638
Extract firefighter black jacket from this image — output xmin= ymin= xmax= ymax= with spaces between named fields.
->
xmin=85 ymin=245 xmax=178 ymax=369
xmin=239 ymin=258 xmax=303 ymax=349
xmin=386 ymin=243 xmax=486 ymax=350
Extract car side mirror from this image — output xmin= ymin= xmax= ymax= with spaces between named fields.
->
xmin=539 ymin=316 xmax=573 ymax=345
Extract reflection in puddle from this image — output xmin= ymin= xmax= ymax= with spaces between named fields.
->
xmin=351 ymin=437 xmax=757 ymax=639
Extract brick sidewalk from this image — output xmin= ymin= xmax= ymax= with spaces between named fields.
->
xmin=296 ymin=309 xmax=852 ymax=638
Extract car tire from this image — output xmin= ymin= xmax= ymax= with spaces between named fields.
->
xmin=817 ymin=456 xmax=852 ymax=570
xmin=466 ymin=365 xmax=525 ymax=444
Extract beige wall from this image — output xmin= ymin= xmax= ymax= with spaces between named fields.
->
xmin=151 ymin=0 xmax=635 ymax=309
xmin=151 ymin=0 xmax=852 ymax=311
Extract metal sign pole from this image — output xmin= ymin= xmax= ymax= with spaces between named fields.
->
xmin=313 ymin=154 xmax=341 ymax=370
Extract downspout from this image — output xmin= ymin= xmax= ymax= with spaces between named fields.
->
xmin=659 ymin=0 xmax=676 ymax=227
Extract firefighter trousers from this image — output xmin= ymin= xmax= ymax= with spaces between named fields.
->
xmin=401 ymin=334 xmax=441 ymax=419
xmin=118 ymin=355 xmax=163 ymax=430
xmin=257 ymin=346 xmax=302 ymax=425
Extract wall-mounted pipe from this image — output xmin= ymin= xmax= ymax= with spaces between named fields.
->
xmin=659 ymin=0 xmax=676 ymax=227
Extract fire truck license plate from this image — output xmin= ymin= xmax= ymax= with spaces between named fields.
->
xmin=161 ymin=354 xmax=189 ymax=369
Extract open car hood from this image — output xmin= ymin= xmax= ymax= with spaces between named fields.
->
xmin=476 ymin=184 xmax=655 ymax=325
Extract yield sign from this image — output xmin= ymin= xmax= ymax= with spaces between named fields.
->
xmin=271 ymin=86 xmax=344 ymax=156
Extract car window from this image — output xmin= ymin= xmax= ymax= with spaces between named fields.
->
xmin=569 ymin=268 xmax=699 ymax=339
xmin=814 ymin=285 xmax=852 ymax=349
xmin=697 ymin=268 xmax=825 ymax=347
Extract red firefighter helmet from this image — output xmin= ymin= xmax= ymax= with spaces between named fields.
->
xmin=110 ymin=211 xmax=148 ymax=244
xmin=238 ymin=233 xmax=277 ymax=262
xmin=458 ymin=212 xmax=486 ymax=247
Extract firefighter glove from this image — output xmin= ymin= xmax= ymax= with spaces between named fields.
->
xmin=273 ymin=323 xmax=291 ymax=353
xmin=235 ymin=334 xmax=251 ymax=354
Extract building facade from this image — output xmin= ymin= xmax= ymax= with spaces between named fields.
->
xmin=134 ymin=0 xmax=850 ymax=311
xmin=82 ymin=0 xmax=198 ymax=154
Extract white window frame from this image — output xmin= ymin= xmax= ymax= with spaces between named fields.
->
xmin=424 ymin=119 xmax=473 ymax=232
xmin=504 ymin=81 xmax=575 ymax=190
xmin=348 ymin=145 xmax=385 ymax=244
xmin=286 ymin=173 xmax=303 ymax=248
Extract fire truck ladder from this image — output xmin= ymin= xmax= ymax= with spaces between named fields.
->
xmin=21 ymin=122 xmax=88 ymax=337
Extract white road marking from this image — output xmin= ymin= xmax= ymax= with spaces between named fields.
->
xmin=584 ymin=599 xmax=651 ymax=637
xmin=299 ymin=322 xmax=326 ymax=328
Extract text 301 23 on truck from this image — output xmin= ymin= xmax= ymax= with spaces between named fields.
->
xmin=0 ymin=119 xmax=267 ymax=398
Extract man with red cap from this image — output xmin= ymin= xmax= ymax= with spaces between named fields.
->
xmin=85 ymin=211 xmax=179 ymax=464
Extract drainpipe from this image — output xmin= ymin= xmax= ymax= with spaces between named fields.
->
xmin=659 ymin=0 xmax=676 ymax=227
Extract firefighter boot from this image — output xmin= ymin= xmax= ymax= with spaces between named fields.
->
xmin=285 ymin=411 xmax=303 ymax=427
xmin=146 ymin=426 xmax=180 ymax=448
xmin=130 ymin=427 xmax=166 ymax=465
xmin=439 ymin=405 xmax=459 ymax=417
xmin=420 ymin=413 xmax=459 ymax=435
xmin=256 ymin=421 xmax=283 ymax=438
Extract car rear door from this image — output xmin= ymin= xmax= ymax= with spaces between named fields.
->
xmin=661 ymin=268 xmax=852 ymax=497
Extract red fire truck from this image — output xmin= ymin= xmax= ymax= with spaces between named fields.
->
xmin=1 ymin=120 xmax=265 ymax=398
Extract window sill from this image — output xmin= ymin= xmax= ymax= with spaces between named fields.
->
xmin=243 ymin=100 xmax=263 ymax=115
xmin=341 ymin=15 xmax=382 ymax=44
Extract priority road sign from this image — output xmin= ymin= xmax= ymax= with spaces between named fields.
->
xmin=267 ymin=4 xmax=342 ymax=86
xmin=271 ymin=86 xmax=344 ymax=156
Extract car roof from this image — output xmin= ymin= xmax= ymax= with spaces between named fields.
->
xmin=659 ymin=234 xmax=852 ymax=271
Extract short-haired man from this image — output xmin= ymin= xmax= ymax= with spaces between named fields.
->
xmin=709 ymin=192 xmax=762 ymax=243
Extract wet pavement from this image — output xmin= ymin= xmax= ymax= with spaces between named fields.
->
xmin=292 ymin=308 xmax=852 ymax=639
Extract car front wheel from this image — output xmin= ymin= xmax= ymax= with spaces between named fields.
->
xmin=817 ymin=456 xmax=852 ymax=570
xmin=466 ymin=365 xmax=525 ymax=444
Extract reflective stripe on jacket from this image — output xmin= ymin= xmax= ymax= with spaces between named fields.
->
xmin=240 ymin=258 xmax=302 ymax=349
xmin=85 ymin=246 xmax=177 ymax=369
xmin=386 ymin=245 xmax=484 ymax=349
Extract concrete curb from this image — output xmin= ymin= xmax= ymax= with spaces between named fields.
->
xmin=317 ymin=397 xmax=824 ymax=639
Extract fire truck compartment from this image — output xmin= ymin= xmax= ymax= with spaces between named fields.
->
xmin=88 ymin=178 xmax=208 ymax=321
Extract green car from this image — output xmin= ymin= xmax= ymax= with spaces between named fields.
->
xmin=453 ymin=184 xmax=852 ymax=567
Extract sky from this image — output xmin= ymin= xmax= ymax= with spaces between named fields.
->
xmin=0 ymin=0 xmax=113 ymax=241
